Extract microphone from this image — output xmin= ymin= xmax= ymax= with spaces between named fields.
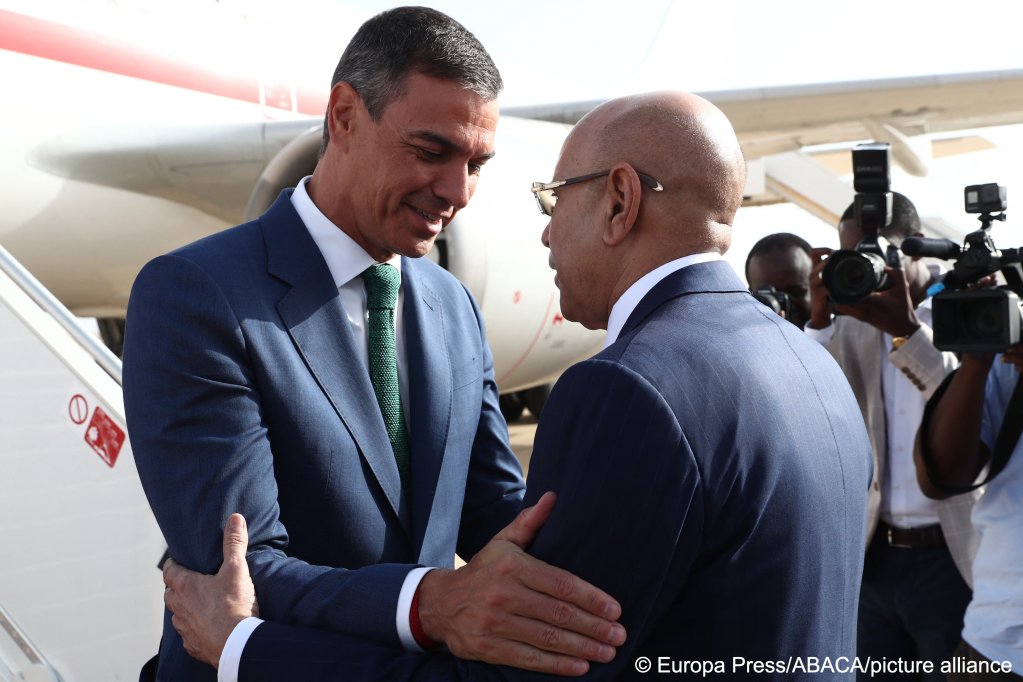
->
xmin=901 ymin=237 xmax=961 ymax=260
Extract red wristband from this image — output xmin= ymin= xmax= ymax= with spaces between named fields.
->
xmin=409 ymin=586 xmax=439 ymax=650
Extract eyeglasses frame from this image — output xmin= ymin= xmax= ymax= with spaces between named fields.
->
xmin=530 ymin=168 xmax=664 ymax=216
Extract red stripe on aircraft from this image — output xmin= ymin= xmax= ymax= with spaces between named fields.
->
xmin=0 ymin=9 xmax=326 ymax=116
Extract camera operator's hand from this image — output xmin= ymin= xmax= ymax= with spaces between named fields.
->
xmin=807 ymin=247 xmax=834 ymax=329
xmin=1002 ymin=344 xmax=1023 ymax=374
xmin=833 ymin=266 xmax=921 ymax=339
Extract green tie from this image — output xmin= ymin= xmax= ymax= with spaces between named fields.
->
xmin=360 ymin=264 xmax=410 ymax=490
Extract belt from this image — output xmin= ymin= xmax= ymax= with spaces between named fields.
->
xmin=874 ymin=521 xmax=947 ymax=549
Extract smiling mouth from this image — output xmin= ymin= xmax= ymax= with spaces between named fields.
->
xmin=409 ymin=204 xmax=447 ymax=225
xmin=413 ymin=206 xmax=438 ymax=221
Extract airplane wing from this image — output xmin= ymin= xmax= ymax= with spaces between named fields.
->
xmin=27 ymin=69 xmax=1023 ymax=232
xmin=503 ymin=69 xmax=1023 ymax=177
xmin=27 ymin=69 xmax=1023 ymax=233
xmin=28 ymin=119 xmax=322 ymax=226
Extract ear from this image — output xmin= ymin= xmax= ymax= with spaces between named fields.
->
xmin=601 ymin=163 xmax=643 ymax=247
xmin=325 ymin=82 xmax=361 ymax=153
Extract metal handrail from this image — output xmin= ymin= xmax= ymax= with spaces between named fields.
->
xmin=0 ymin=243 xmax=122 ymax=386
xmin=0 ymin=601 xmax=63 ymax=681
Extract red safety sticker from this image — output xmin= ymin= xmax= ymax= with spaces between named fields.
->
xmin=84 ymin=406 xmax=125 ymax=468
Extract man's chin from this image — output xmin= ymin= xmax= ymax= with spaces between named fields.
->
xmin=399 ymin=238 xmax=439 ymax=260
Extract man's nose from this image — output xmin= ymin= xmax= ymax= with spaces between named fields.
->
xmin=435 ymin=164 xmax=473 ymax=210
xmin=541 ymin=222 xmax=551 ymax=248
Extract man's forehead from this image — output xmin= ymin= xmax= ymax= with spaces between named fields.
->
xmin=554 ymin=132 xmax=592 ymax=176
xmin=754 ymin=247 xmax=810 ymax=273
xmin=838 ymin=220 xmax=861 ymax=246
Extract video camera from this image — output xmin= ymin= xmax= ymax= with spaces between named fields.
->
xmin=901 ymin=183 xmax=1023 ymax=352
xmin=751 ymin=285 xmax=792 ymax=319
xmin=821 ymin=142 xmax=903 ymax=304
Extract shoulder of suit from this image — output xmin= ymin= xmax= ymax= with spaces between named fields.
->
xmin=167 ymin=219 xmax=263 ymax=264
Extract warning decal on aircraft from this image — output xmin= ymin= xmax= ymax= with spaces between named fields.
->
xmin=84 ymin=406 xmax=125 ymax=468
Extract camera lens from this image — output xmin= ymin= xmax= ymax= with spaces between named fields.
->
xmin=752 ymin=286 xmax=791 ymax=317
xmin=962 ymin=299 xmax=1005 ymax=339
xmin=822 ymin=251 xmax=888 ymax=304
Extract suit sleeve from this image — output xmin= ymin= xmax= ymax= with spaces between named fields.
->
xmin=236 ymin=359 xmax=705 ymax=681
xmin=124 ymin=255 xmax=411 ymax=646
xmin=455 ymin=285 xmax=527 ymax=559
xmin=887 ymin=321 xmax=958 ymax=398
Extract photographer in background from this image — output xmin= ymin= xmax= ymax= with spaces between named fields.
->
xmin=745 ymin=232 xmax=813 ymax=329
xmin=807 ymin=193 xmax=975 ymax=680
xmin=916 ymin=346 xmax=1023 ymax=679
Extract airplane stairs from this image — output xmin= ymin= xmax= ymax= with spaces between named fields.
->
xmin=0 ymin=245 xmax=164 ymax=681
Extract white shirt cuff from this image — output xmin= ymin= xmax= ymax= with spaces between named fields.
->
xmin=804 ymin=321 xmax=835 ymax=346
xmin=396 ymin=566 xmax=435 ymax=652
xmin=218 ymin=616 xmax=264 ymax=682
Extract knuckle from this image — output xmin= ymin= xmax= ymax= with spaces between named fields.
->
xmin=481 ymin=590 xmax=505 ymax=611
xmin=494 ymin=553 xmax=521 ymax=575
xmin=550 ymin=574 xmax=575 ymax=600
xmin=521 ymin=649 xmax=545 ymax=672
xmin=551 ymin=602 xmax=574 ymax=627
xmin=539 ymin=625 xmax=560 ymax=649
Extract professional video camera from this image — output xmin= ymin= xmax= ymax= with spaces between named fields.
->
xmin=751 ymin=285 xmax=792 ymax=319
xmin=821 ymin=142 xmax=903 ymax=304
xmin=901 ymin=183 xmax=1023 ymax=352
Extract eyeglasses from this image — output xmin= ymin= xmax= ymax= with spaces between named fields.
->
xmin=530 ymin=169 xmax=663 ymax=217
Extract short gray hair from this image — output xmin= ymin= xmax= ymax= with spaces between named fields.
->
xmin=320 ymin=6 xmax=502 ymax=152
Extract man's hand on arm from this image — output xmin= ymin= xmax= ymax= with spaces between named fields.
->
xmin=163 ymin=514 xmax=259 ymax=669
xmin=417 ymin=491 xmax=627 ymax=677
xmin=1002 ymin=344 xmax=1023 ymax=373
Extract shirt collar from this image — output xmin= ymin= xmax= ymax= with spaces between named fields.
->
xmin=603 ymin=252 xmax=722 ymax=348
xmin=291 ymin=176 xmax=401 ymax=288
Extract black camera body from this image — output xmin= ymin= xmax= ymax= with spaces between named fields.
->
xmin=904 ymin=183 xmax=1022 ymax=352
xmin=822 ymin=143 xmax=902 ymax=305
xmin=932 ymin=289 xmax=1021 ymax=352
xmin=751 ymin=285 xmax=792 ymax=319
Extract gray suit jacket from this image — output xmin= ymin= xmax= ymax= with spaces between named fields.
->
xmin=822 ymin=314 xmax=979 ymax=585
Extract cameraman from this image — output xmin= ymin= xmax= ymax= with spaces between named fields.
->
xmin=916 ymin=346 xmax=1023 ymax=679
xmin=807 ymin=193 xmax=974 ymax=680
xmin=745 ymin=232 xmax=813 ymax=329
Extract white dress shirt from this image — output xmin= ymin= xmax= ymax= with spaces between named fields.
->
xmin=218 ymin=178 xmax=431 ymax=682
xmin=604 ymin=252 xmax=723 ymax=348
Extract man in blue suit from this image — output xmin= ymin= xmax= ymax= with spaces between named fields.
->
xmin=124 ymin=7 xmax=625 ymax=681
xmin=164 ymin=90 xmax=872 ymax=680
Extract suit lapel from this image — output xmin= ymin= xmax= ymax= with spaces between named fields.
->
xmin=401 ymin=258 xmax=451 ymax=555
xmin=260 ymin=191 xmax=410 ymax=532
xmin=620 ymin=260 xmax=749 ymax=338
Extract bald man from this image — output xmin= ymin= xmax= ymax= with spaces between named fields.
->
xmin=165 ymin=92 xmax=872 ymax=680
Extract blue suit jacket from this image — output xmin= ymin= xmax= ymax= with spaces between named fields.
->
xmin=123 ymin=191 xmax=525 ymax=681
xmin=233 ymin=260 xmax=873 ymax=680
